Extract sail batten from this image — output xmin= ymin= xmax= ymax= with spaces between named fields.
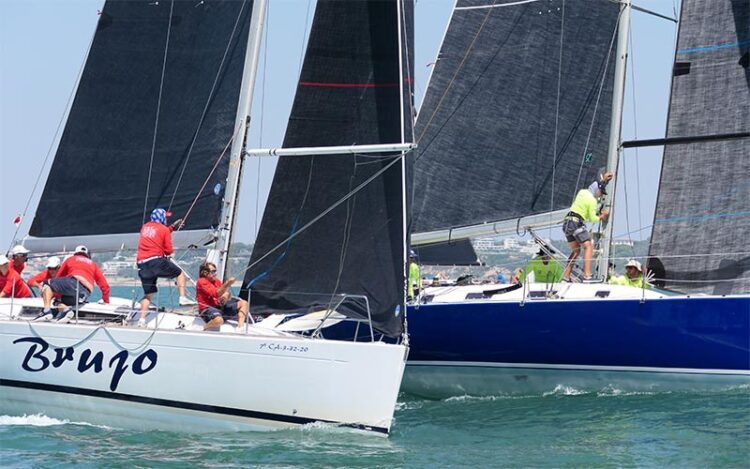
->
xmin=242 ymin=0 xmax=414 ymax=338
xmin=28 ymin=0 xmax=253 ymax=251
xmin=412 ymin=0 xmax=620 ymax=236
xmin=648 ymin=0 xmax=750 ymax=295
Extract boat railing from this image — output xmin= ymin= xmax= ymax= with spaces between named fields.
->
xmin=309 ymin=293 xmax=376 ymax=342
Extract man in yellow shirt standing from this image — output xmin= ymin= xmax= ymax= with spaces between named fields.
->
xmin=562 ymin=171 xmax=613 ymax=281
xmin=408 ymin=250 xmax=421 ymax=301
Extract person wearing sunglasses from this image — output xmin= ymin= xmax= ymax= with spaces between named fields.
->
xmin=28 ymin=256 xmax=61 ymax=292
xmin=196 ymin=261 xmax=248 ymax=332
xmin=8 ymin=244 xmax=30 ymax=275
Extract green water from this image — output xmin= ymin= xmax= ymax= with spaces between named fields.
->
xmin=2 ymin=389 xmax=748 ymax=467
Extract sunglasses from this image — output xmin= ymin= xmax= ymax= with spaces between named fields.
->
xmin=207 ymin=269 xmax=217 ymax=274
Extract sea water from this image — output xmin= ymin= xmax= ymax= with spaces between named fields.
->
xmin=2 ymin=287 xmax=749 ymax=467
xmin=2 ymin=388 xmax=748 ymax=467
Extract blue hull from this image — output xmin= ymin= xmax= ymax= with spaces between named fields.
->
xmin=403 ymin=296 xmax=750 ymax=397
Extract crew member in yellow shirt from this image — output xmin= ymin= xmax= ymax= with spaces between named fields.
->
xmin=518 ymin=249 xmax=564 ymax=284
xmin=562 ymin=171 xmax=613 ymax=281
xmin=408 ymin=250 xmax=421 ymax=301
xmin=609 ymin=259 xmax=651 ymax=289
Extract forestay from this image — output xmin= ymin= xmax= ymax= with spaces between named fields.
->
xmin=649 ymin=0 xmax=750 ymax=295
xmin=242 ymin=0 xmax=414 ymax=338
xmin=411 ymin=0 xmax=619 ymax=240
xmin=28 ymin=0 xmax=253 ymax=251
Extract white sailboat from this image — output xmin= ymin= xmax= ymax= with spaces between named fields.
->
xmin=1 ymin=0 xmax=413 ymax=435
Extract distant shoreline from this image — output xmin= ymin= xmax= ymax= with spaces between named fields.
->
xmin=107 ymin=277 xmax=244 ymax=288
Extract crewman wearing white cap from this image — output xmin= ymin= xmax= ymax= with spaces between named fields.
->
xmin=608 ymin=259 xmax=651 ymax=289
xmin=0 ymin=254 xmax=32 ymax=298
xmin=28 ymin=256 xmax=62 ymax=291
xmin=8 ymin=244 xmax=30 ymax=275
xmin=34 ymin=245 xmax=110 ymax=323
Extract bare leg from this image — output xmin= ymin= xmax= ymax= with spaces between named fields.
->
xmin=139 ymin=293 xmax=153 ymax=320
xmin=42 ymin=285 xmax=53 ymax=311
xmin=563 ymin=241 xmax=580 ymax=280
xmin=204 ymin=316 xmax=224 ymax=331
xmin=582 ymin=240 xmax=593 ymax=278
xmin=176 ymin=272 xmax=187 ymax=298
xmin=237 ymin=300 xmax=248 ymax=329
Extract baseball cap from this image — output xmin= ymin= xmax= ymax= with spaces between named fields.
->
xmin=0 ymin=255 xmax=8 ymax=265
xmin=74 ymin=245 xmax=90 ymax=257
xmin=10 ymin=245 xmax=30 ymax=256
xmin=46 ymin=256 xmax=62 ymax=268
xmin=625 ymin=259 xmax=641 ymax=270
xmin=409 ymin=249 xmax=418 ymax=258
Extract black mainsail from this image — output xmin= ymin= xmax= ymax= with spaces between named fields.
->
xmin=411 ymin=0 xmax=620 ymax=242
xmin=241 ymin=0 xmax=413 ymax=338
xmin=28 ymin=0 xmax=253 ymax=251
xmin=648 ymin=0 xmax=750 ymax=295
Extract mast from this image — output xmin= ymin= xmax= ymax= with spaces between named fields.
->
xmin=597 ymin=0 xmax=631 ymax=279
xmin=397 ymin=0 xmax=409 ymax=313
xmin=210 ymin=0 xmax=268 ymax=281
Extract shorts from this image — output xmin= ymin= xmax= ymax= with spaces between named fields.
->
xmin=44 ymin=277 xmax=91 ymax=306
xmin=138 ymin=257 xmax=183 ymax=295
xmin=200 ymin=298 xmax=241 ymax=323
xmin=563 ymin=219 xmax=591 ymax=244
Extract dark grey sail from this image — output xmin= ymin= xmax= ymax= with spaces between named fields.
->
xmin=412 ymin=0 xmax=620 ymax=237
xmin=241 ymin=0 xmax=413 ymax=338
xmin=28 ymin=0 xmax=253 ymax=251
xmin=649 ymin=0 xmax=750 ymax=295
xmin=414 ymin=240 xmax=482 ymax=266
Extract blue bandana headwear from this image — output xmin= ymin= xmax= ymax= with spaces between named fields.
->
xmin=150 ymin=208 xmax=168 ymax=225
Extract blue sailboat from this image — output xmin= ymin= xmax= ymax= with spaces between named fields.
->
xmin=404 ymin=0 xmax=750 ymax=397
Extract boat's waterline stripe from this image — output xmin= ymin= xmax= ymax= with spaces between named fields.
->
xmin=0 ymin=379 xmax=388 ymax=434
xmin=407 ymin=361 xmax=750 ymax=376
xmin=456 ymin=0 xmax=542 ymax=10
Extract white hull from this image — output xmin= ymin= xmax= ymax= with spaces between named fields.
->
xmin=0 ymin=301 xmax=406 ymax=434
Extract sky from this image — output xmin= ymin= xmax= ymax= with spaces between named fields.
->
xmin=0 ymin=0 xmax=680 ymax=250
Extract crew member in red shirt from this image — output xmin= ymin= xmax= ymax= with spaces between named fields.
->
xmin=8 ymin=245 xmax=30 ymax=274
xmin=34 ymin=245 xmax=110 ymax=323
xmin=136 ymin=208 xmax=194 ymax=327
xmin=0 ymin=255 xmax=32 ymax=299
xmin=196 ymin=261 xmax=247 ymax=332
xmin=28 ymin=256 xmax=61 ymax=291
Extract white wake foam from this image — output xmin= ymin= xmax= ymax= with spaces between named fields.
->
xmin=542 ymin=385 xmax=588 ymax=396
xmin=0 ymin=414 xmax=110 ymax=429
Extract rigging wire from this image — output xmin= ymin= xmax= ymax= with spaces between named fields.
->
xmin=414 ymin=0 xmax=499 ymax=147
xmin=549 ymin=0 xmax=565 ymax=233
xmin=142 ymin=0 xmax=175 ymax=225
xmin=244 ymin=153 xmax=316 ymax=289
xmin=180 ymin=127 xmax=240 ymax=228
xmin=9 ymin=11 xmax=100 ymax=251
xmin=244 ymin=0 xmax=315 ymax=288
xmin=167 ymin=0 xmax=250 ymax=213
xmin=628 ymin=24 xmax=644 ymax=242
xmin=240 ymin=154 xmax=405 ymax=279
xmin=571 ymin=9 xmax=622 ymax=200
xmin=253 ymin=0 xmax=272 ymax=243
xmin=324 ymin=156 xmax=359 ymax=315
